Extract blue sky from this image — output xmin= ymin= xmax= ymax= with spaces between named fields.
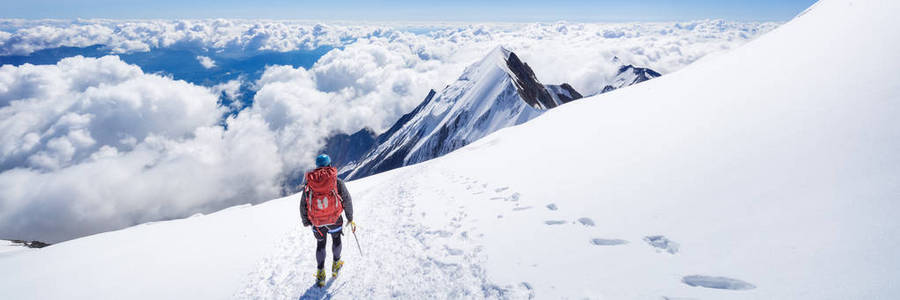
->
xmin=2 ymin=0 xmax=817 ymax=21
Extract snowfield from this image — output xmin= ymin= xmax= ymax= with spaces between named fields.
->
xmin=0 ymin=240 xmax=33 ymax=256
xmin=2 ymin=0 xmax=900 ymax=299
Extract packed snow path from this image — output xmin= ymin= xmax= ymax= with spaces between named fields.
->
xmin=237 ymin=165 xmax=756 ymax=299
xmin=238 ymin=168 xmax=536 ymax=299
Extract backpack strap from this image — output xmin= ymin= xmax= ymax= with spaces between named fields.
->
xmin=330 ymin=188 xmax=343 ymax=210
xmin=304 ymin=185 xmax=314 ymax=211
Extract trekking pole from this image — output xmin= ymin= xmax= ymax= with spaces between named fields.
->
xmin=351 ymin=230 xmax=364 ymax=257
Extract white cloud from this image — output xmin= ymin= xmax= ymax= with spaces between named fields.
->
xmin=0 ymin=56 xmax=283 ymax=242
xmin=0 ymin=19 xmax=779 ymax=97
xmin=211 ymin=78 xmax=244 ymax=109
xmin=196 ymin=55 xmax=216 ymax=69
xmin=0 ymin=56 xmax=227 ymax=171
xmin=0 ymin=19 xmax=396 ymax=56
xmin=402 ymin=20 xmax=781 ymax=95
xmin=0 ymin=30 xmax=11 ymax=44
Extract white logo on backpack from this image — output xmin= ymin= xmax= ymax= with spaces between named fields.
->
xmin=316 ymin=196 xmax=329 ymax=210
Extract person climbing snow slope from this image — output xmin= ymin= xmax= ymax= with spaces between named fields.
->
xmin=300 ymin=154 xmax=357 ymax=287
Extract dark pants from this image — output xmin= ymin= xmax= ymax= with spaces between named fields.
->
xmin=312 ymin=223 xmax=342 ymax=269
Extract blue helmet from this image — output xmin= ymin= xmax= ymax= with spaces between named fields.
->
xmin=315 ymin=154 xmax=331 ymax=167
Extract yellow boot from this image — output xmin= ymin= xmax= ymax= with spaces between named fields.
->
xmin=332 ymin=260 xmax=344 ymax=277
xmin=315 ymin=268 xmax=326 ymax=287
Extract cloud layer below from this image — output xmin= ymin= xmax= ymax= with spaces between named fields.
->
xmin=0 ymin=19 xmax=779 ymax=242
xmin=0 ymin=56 xmax=284 ymax=242
xmin=0 ymin=19 xmax=393 ymax=56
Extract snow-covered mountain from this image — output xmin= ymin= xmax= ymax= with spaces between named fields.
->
xmin=599 ymin=64 xmax=662 ymax=94
xmin=327 ymin=50 xmax=656 ymax=180
xmin=343 ymin=47 xmax=583 ymax=179
xmin=2 ymin=0 xmax=900 ymax=299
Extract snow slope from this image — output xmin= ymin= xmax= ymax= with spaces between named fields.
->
xmin=2 ymin=0 xmax=900 ymax=299
xmin=0 ymin=203 xmax=297 ymax=298
xmin=0 ymin=240 xmax=33 ymax=256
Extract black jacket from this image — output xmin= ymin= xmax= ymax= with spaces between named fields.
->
xmin=299 ymin=178 xmax=353 ymax=226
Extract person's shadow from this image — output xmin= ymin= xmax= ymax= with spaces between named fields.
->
xmin=298 ymin=277 xmax=347 ymax=300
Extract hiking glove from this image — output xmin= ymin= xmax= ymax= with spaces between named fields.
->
xmin=348 ymin=221 xmax=357 ymax=233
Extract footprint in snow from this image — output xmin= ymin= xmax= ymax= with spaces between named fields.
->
xmin=444 ymin=245 xmax=464 ymax=256
xmin=577 ymin=217 xmax=595 ymax=226
xmin=425 ymin=230 xmax=453 ymax=238
xmin=508 ymin=193 xmax=520 ymax=201
xmin=682 ymin=275 xmax=756 ymax=290
xmin=590 ymin=238 xmax=628 ymax=246
xmin=494 ymin=187 xmax=509 ymax=193
xmin=512 ymin=206 xmax=532 ymax=211
xmin=545 ymin=220 xmax=566 ymax=225
xmin=546 ymin=203 xmax=558 ymax=211
xmin=644 ymin=235 xmax=679 ymax=254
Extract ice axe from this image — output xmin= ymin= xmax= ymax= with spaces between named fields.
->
xmin=349 ymin=221 xmax=364 ymax=256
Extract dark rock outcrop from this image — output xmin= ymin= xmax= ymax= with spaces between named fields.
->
xmin=506 ymin=52 xmax=558 ymax=109
xmin=599 ymin=64 xmax=662 ymax=93
xmin=10 ymin=239 xmax=51 ymax=248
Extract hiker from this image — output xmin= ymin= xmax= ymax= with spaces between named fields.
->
xmin=300 ymin=154 xmax=356 ymax=287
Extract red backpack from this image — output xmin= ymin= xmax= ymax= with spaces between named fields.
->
xmin=304 ymin=166 xmax=344 ymax=226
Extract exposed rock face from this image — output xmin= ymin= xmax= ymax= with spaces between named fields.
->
xmin=9 ymin=240 xmax=51 ymax=248
xmin=545 ymin=83 xmax=584 ymax=104
xmin=505 ymin=52 xmax=559 ymax=109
